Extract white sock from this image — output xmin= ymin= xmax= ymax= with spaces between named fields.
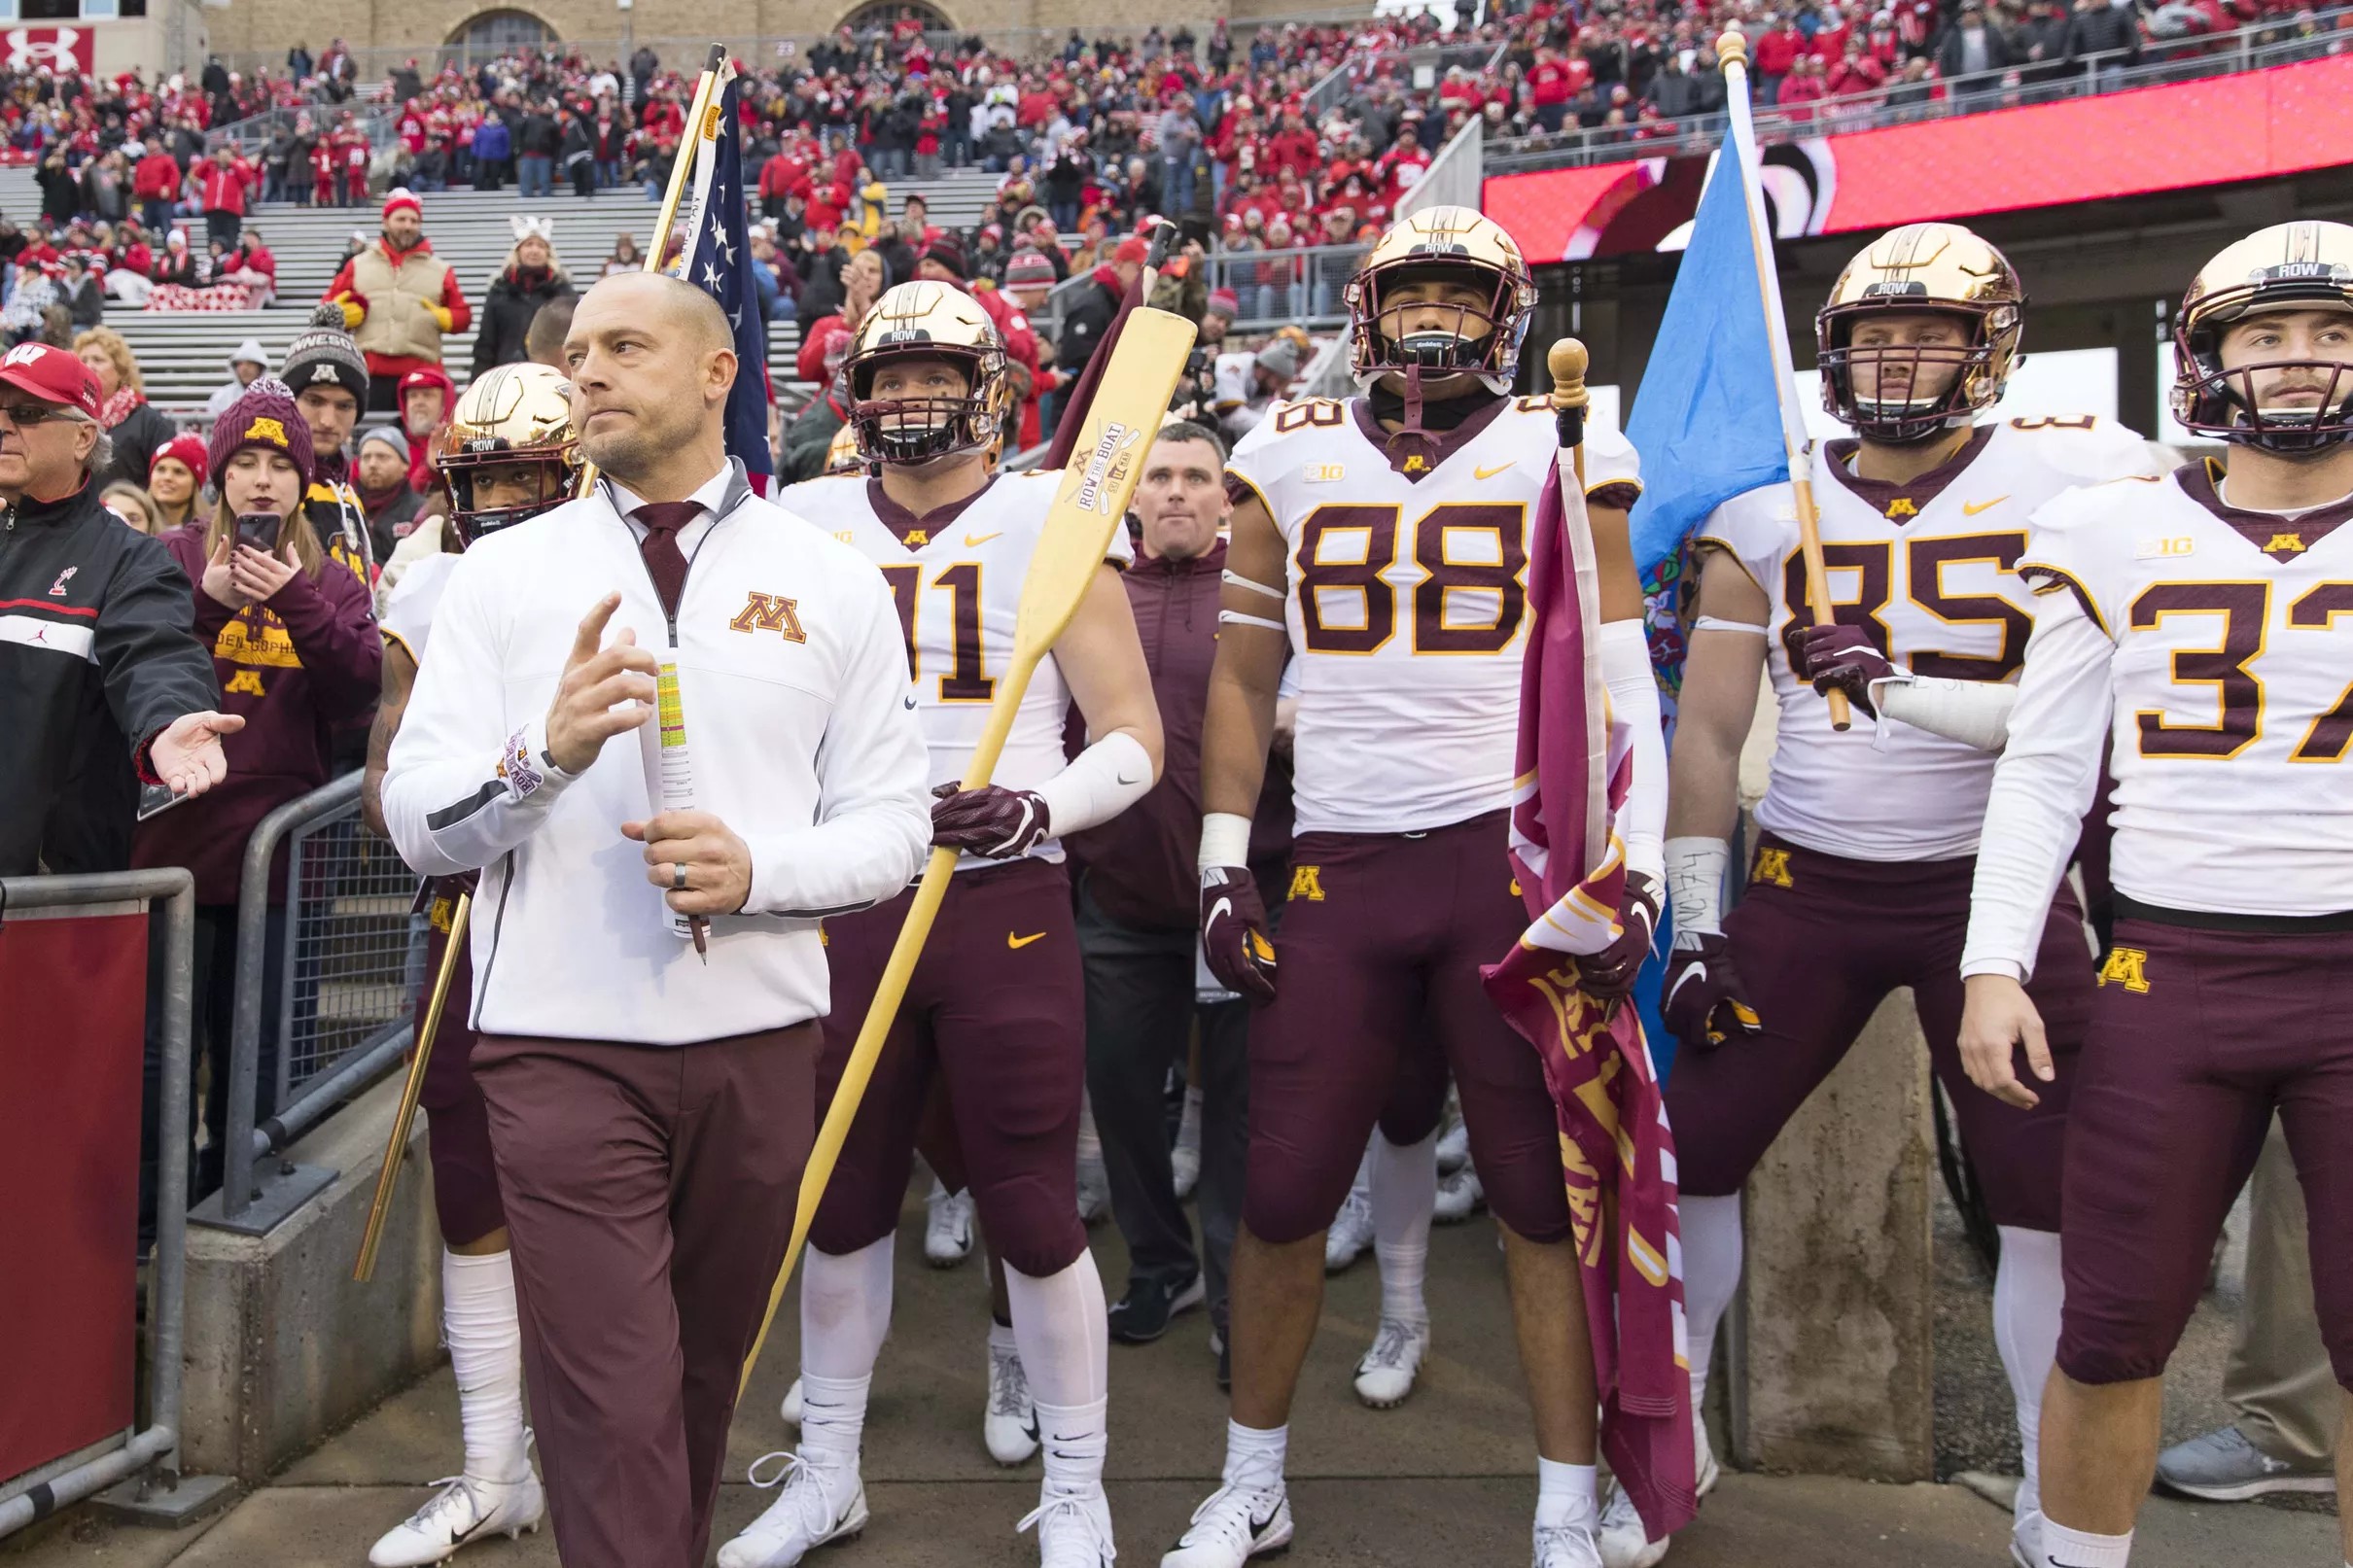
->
xmin=799 ymin=1237 xmax=896 ymax=1472
xmin=1035 ymin=1396 xmax=1108 ymax=1496
xmin=990 ymin=1316 xmax=1020 ymax=1360
xmin=2040 ymin=1518 xmax=2130 ymax=1567
xmin=1371 ymin=1132 xmax=1436 ymax=1325
xmin=1349 ymin=1138 xmax=1375 ymax=1206
xmin=442 ymin=1248 xmax=529 ymax=1484
xmin=1005 ymin=1250 xmax=1109 ymax=1411
xmin=1993 ymin=1225 xmax=2063 ymax=1521
xmin=1076 ymin=1090 xmax=1104 ymax=1167
xmin=1222 ymin=1418 xmax=1286 ymax=1490
xmin=1534 ymin=1457 xmax=1598 ymax=1530
xmin=1680 ymin=1194 xmax=1743 ymax=1418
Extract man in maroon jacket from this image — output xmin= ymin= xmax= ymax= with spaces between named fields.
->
xmin=1067 ymin=422 xmax=1288 ymax=1373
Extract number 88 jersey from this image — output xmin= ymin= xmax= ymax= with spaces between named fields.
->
xmin=1698 ymin=416 xmax=2164 ymax=862
xmin=1226 ymin=394 xmax=1641 ymax=835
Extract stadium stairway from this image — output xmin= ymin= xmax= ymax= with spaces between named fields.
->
xmin=0 ymin=163 xmax=1008 ymax=421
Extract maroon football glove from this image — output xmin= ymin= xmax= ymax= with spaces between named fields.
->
xmin=1577 ymin=873 xmax=1659 ymax=1000
xmin=1661 ymin=932 xmax=1763 ymax=1050
xmin=931 ymin=781 xmax=1052 ymax=858
xmin=1199 ymin=864 xmax=1278 ymax=1003
xmin=1797 ymin=621 xmax=1896 ymax=718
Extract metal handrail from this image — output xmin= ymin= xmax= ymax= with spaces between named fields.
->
xmin=1487 ymin=11 xmax=2353 ymax=175
xmin=0 ymin=869 xmax=197 ymax=1538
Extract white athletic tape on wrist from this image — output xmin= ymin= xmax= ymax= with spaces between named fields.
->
xmin=1198 ymin=811 xmax=1253 ymax=872
xmin=1035 ymin=730 xmax=1155 ymax=841
xmin=1222 ymin=569 xmax=1284 ymax=601
xmin=1665 ymin=835 xmax=1730 ymax=938
xmin=1876 ymin=674 xmax=2017 ymax=751
xmin=1219 ymin=609 xmax=1286 ymax=633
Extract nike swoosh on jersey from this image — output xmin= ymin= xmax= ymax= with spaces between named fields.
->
xmin=1961 ymin=496 xmax=2012 ymax=515
xmin=1474 ymin=462 xmax=1516 ymax=480
xmin=965 ymin=531 xmax=1003 ymax=546
xmin=1008 ymin=930 xmax=1046 ymax=949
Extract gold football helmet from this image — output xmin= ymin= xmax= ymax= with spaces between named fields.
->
xmin=434 ymin=362 xmax=581 ymax=545
xmin=1343 ymin=204 xmax=1537 ymax=390
xmin=1815 ymin=223 xmax=2024 ymax=444
xmin=824 ymin=419 xmax=863 ymax=475
xmin=843 ymin=280 xmax=1012 ymax=465
xmin=2172 ymin=221 xmax=2353 ymax=453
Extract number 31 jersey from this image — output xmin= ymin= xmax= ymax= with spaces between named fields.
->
xmin=1226 ymin=394 xmax=1641 ymax=836
xmin=1700 ymin=416 xmax=2165 ymax=862
xmin=788 ymin=470 xmax=1133 ymax=869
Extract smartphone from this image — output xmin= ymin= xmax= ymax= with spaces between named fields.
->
xmin=136 ymin=781 xmax=188 ymax=821
xmin=235 ymin=512 xmax=282 ymax=552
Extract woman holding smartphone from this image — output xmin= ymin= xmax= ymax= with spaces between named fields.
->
xmin=133 ymin=376 xmax=382 ymax=1208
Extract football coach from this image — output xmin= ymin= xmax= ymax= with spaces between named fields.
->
xmin=380 ymin=271 xmax=931 ymax=1568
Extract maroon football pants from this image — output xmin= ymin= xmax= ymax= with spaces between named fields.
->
xmin=1665 ymin=832 xmax=2093 ymax=1232
xmin=416 ymin=891 xmax=504 ymax=1247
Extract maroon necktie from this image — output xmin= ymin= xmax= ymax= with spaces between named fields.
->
xmin=634 ymin=501 xmax=700 ymax=620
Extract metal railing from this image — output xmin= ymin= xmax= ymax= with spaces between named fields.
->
xmin=1205 ymin=240 xmax=1372 ymax=331
xmin=1305 ymin=37 xmax=1509 ymax=121
xmin=1393 ymin=117 xmax=1483 ymax=220
xmin=1487 ymin=11 xmax=2353 ymax=174
xmin=214 ymin=773 xmax=419 ymax=1231
xmin=0 ymin=869 xmax=197 ymax=1541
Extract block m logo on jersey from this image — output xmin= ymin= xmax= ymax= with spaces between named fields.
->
xmin=1883 ymin=498 xmax=1918 ymax=519
xmin=2097 ymin=946 xmax=2151 ymax=993
xmin=729 ymin=591 xmax=807 ymax=643
xmin=1751 ymin=847 xmax=1794 ymax=889
xmin=1288 ymin=865 xmax=1325 ymax=902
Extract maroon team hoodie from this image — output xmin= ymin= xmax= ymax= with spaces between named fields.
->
xmin=133 ymin=521 xmax=381 ymax=904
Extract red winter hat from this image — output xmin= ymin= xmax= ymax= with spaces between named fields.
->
xmin=381 ymin=187 xmax=421 ymax=223
xmin=150 ymin=430 xmax=209 ymax=480
xmin=1207 ymin=288 xmax=1241 ymax=319
xmin=0 ymin=341 xmax=100 ymax=417
xmin=1004 ymin=251 xmax=1055 ymax=289
xmin=1112 ymin=235 xmax=1150 ymax=265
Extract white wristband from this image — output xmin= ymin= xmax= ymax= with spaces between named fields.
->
xmin=1199 ymin=811 xmax=1253 ymax=871
xmin=1034 ymin=730 xmax=1155 ymax=841
xmin=1875 ymin=674 xmax=2018 ymax=752
xmin=1665 ymin=835 xmax=1730 ymax=939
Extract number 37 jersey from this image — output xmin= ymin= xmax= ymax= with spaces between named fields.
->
xmin=1226 ymin=395 xmax=1641 ymax=835
xmin=1700 ymin=416 xmax=2165 ymax=861
xmin=790 ymin=470 xmax=1132 ymax=867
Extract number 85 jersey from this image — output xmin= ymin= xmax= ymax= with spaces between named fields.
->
xmin=1699 ymin=416 xmax=2165 ymax=862
xmin=1226 ymin=394 xmax=1640 ymax=835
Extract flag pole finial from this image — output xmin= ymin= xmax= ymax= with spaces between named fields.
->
xmin=1547 ymin=338 xmax=1590 ymax=413
xmin=1715 ymin=28 xmax=1750 ymax=67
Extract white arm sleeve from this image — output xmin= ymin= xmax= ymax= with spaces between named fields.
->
xmin=1664 ymin=835 xmax=1730 ymax=939
xmin=382 ymin=561 xmax=583 ymax=877
xmin=1036 ymin=729 xmax=1156 ymax=839
xmin=1960 ymin=591 xmax=2116 ymax=981
xmin=1600 ymin=618 xmax=1667 ymax=888
xmin=742 ymin=574 xmax=933 ymax=918
xmin=1874 ymin=674 xmax=2019 ymax=751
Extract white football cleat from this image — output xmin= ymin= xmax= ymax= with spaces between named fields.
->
xmin=1021 ymin=1483 xmax=1118 ymax=1568
xmin=1160 ymin=1480 xmax=1293 ymax=1567
xmin=1433 ymin=1165 xmax=1485 ymax=1224
xmin=2009 ymin=1510 xmax=2042 ymax=1568
xmin=717 ymin=1451 xmax=868 ymax=1568
xmin=926 ymin=1181 xmax=975 ymax=1268
xmin=1323 ymin=1188 xmax=1374 ymax=1272
xmin=368 ymin=1472 xmax=544 ymax=1566
xmin=1077 ymin=1154 xmax=1112 ymax=1226
xmin=781 ymin=1376 xmax=802 ymax=1428
xmin=1172 ymin=1088 xmax=1204 ymax=1200
xmin=987 ymin=1335 xmax=1040 ymax=1465
xmin=1534 ymin=1518 xmax=1605 ymax=1567
xmin=1353 ymin=1315 xmax=1429 ymax=1408
xmin=1596 ymin=1484 xmax=1668 ymax=1568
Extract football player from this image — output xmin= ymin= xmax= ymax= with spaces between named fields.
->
xmin=1959 ymin=220 xmax=2353 ymax=1568
xmin=360 ymin=363 xmax=584 ymax=1567
xmin=1172 ymin=205 xmax=1659 ymax=1568
xmin=717 ymin=281 xmax=1163 ymax=1568
xmin=1648 ymin=222 xmax=2167 ymax=1568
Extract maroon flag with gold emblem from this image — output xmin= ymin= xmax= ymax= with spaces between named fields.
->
xmin=1481 ymin=461 xmax=1697 ymax=1546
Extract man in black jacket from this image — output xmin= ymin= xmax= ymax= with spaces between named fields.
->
xmin=1053 ymin=235 xmax=1141 ymax=440
xmin=2063 ymin=0 xmax=2142 ymax=79
xmin=0 ymin=342 xmax=236 ymax=878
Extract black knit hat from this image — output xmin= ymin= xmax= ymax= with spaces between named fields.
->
xmin=281 ymin=301 xmax=370 ymax=404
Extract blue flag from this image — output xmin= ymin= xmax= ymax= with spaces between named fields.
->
xmin=676 ymin=76 xmax=775 ymax=489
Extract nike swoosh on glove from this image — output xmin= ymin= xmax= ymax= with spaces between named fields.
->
xmin=1200 ymin=865 xmax=1277 ymax=1003
xmin=1797 ymin=621 xmax=1896 ymax=718
xmin=930 ymin=781 xmax=1052 ymax=858
xmin=1576 ymin=873 xmax=1658 ymax=1000
xmin=1661 ymin=932 xmax=1763 ymax=1050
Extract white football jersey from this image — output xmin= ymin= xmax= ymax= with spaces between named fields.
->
xmin=2023 ymin=460 xmax=2353 ymax=917
xmin=379 ymin=551 xmax=459 ymax=666
xmin=1227 ymin=394 xmax=1642 ymax=835
xmin=1701 ymin=416 xmax=2165 ymax=861
xmin=787 ymin=469 xmax=1132 ymax=870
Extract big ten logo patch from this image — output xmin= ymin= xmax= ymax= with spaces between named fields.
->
xmin=2096 ymin=946 xmax=2150 ymax=993
xmin=1751 ymin=847 xmax=1794 ymax=889
xmin=1287 ymin=865 xmax=1325 ymax=902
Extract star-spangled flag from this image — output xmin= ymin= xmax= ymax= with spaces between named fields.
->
xmin=671 ymin=66 xmax=774 ymax=491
